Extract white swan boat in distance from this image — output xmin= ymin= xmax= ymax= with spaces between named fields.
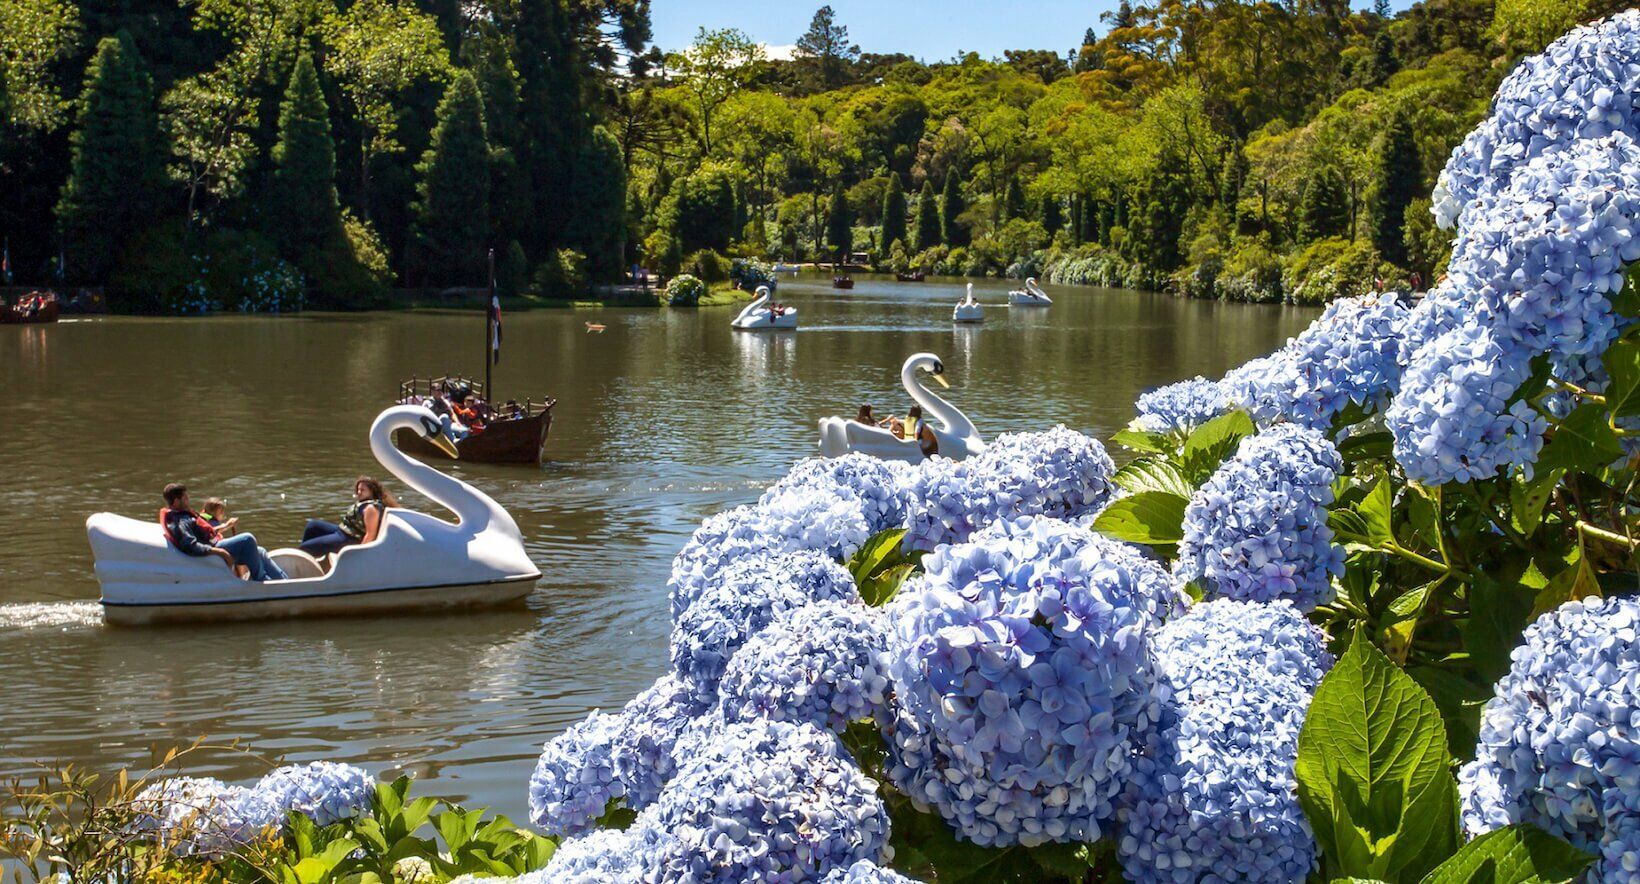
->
xmin=1008 ymin=277 xmax=1052 ymax=307
xmin=85 ymin=405 xmax=540 ymax=625
xmin=817 ymin=353 xmax=985 ymax=463
xmin=953 ymin=283 xmax=984 ymax=323
xmin=731 ymin=286 xmax=797 ymax=330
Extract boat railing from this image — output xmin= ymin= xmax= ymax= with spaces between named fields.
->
xmin=398 ymin=375 xmax=553 ymax=420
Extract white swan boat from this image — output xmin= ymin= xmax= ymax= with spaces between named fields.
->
xmin=817 ymin=353 xmax=985 ymax=463
xmin=1008 ymin=277 xmax=1052 ymax=307
xmin=731 ymin=286 xmax=797 ymax=330
xmin=953 ymin=283 xmax=984 ymax=323
xmin=85 ymin=405 xmax=540 ymax=625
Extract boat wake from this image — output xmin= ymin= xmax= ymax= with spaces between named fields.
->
xmin=0 ymin=601 xmax=104 ymax=629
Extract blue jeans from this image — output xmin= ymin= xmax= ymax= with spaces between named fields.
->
xmin=216 ymin=534 xmax=287 ymax=581
xmin=299 ymin=519 xmax=355 ymax=558
xmin=439 ymin=414 xmax=470 ymax=442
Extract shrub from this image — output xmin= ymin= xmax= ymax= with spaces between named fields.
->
xmin=1286 ymin=238 xmax=1406 ymax=305
xmin=308 ymin=211 xmax=392 ymax=309
xmin=533 ymin=248 xmax=590 ymax=299
xmin=682 ymin=249 xmax=729 ymax=284
xmin=112 ymin=224 xmax=304 ymax=314
xmin=912 ymin=244 xmax=948 ymax=272
xmin=665 ymin=274 xmax=706 ymax=307
xmin=729 ymin=258 xmax=776 ymax=291
xmin=1217 ymin=239 xmax=1284 ymax=303
xmin=497 ymin=240 xmax=529 ymax=299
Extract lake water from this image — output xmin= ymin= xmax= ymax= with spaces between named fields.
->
xmin=0 ymin=275 xmax=1315 ymax=821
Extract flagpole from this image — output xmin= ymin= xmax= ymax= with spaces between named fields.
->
xmin=485 ymin=248 xmax=496 ymax=399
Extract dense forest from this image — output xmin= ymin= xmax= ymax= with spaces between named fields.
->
xmin=0 ymin=0 xmax=1630 ymax=311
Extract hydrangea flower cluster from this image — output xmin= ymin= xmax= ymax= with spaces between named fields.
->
xmin=512 ymin=825 xmax=678 ymax=883
xmin=761 ymin=453 xmax=914 ymax=535
xmin=1118 ymin=600 xmax=1333 ymax=884
xmin=527 ymin=711 xmax=624 ymax=837
xmin=1175 ymin=424 xmax=1345 ymax=611
xmin=822 ymin=860 xmax=922 ymax=883
xmin=607 ymin=673 xmax=708 ymax=810
xmin=717 ymin=600 xmax=891 ymax=732
xmin=131 ymin=777 xmax=275 ymax=857
xmin=1459 ymin=596 xmax=1640 ymax=881
xmin=1283 ymin=293 xmax=1410 ymax=429
xmin=636 ymin=719 xmax=890 ymax=883
xmin=1433 ymin=10 xmax=1640 ymax=229
xmin=1386 ymin=324 xmax=1549 ymax=486
xmin=1133 ymin=376 xmax=1229 ymax=434
xmin=1219 ymin=348 xmax=1302 ymax=427
xmin=901 ymin=426 xmax=1116 ymax=551
xmin=885 ymin=516 xmax=1170 ymax=847
xmin=670 ymin=551 xmax=859 ymax=704
xmin=251 ymin=761 xmax=374 ymax=827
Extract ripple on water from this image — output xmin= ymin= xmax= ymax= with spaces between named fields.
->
xmin=0 ymin=601 xmax=104 ymax=629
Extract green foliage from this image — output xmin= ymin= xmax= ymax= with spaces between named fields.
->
xmin=825 ymin=182 xmax=853 ymax=260
xmin=1298 ymin=167 xmax=1351 ymax=242
xmin=415 ymin=72 xmax=490 ymax=286
xmin=268 ymin=53 xmax=342 ymax=281
xmin=941 ymin=174 xmax=969 ymax=247
xmin=673 ymin=166 xmax=737 ymax=255
xmin=0 ymin=0 xmax=81 ymax=131
xmin=846 ymin=528 xmax=922 ymax=607
xmin=1421 ymin=824 xmax=1593 ymax=883
xmin=55 ymin=32 xmax=167 ymax=287
xmin=880 ymin=172 xmax=908 ymax=257
xmin=308 ymin=211 xmax=392 ymax=308
xmin=533 ymin=248 xmax=589 ymax=300
xmin=1091 ymin=491 xmax=1189 ymax=545
xmin=565 ymin=126 xmax=628 ymax=282
xmin=682 ymin=249 xmax=730 ymax=284
xmin=664 ymin=273 xmax=706 ymax=306
xmin=496 ymin=241 xmax=528 ymax=299
xmin=1370 ymin=103 xmax=1423 ymax=267
xmin=914 ymin=179 xmax=941 ymax=252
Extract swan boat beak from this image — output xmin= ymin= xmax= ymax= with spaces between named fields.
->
xmin=931 ymin=373 xmax=950 ymax=389
xmin=419 ymin=415 xmax=461 ymax=459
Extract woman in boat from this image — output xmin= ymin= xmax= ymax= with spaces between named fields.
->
xmin=298 ymin=477 xmax=399 ymax=559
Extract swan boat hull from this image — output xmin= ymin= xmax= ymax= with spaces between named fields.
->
xmin=953 ymin=306 xmax=983 ymax=323
xmin=99 ymin=577 xmax=536 ymax=625
xmin=1007 ymin=292 xmax=1050 ymax=306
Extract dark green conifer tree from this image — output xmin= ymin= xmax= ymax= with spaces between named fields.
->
xmin=1040 ymin=193 xmax=1063 ymax=236
xmin=914 ymin=180 xmax=941 ymax=251
xmin=268 ymin=53 xmax=343 ymax=275
xmin=825 ymin=182 xmax=853 ymax=260
xmin=565 ymin=127 xmax=628 ymax=280
xmin=1002 ymin=176 xmax=1025 ymax=221
xmin=1370 ymin=104 xmax=1422 ymax=266
xmin=1297 ymin=168 xmax=1350 ymax=242
xmin=415 ymin=72 xmax=492 ymax=286
xmin=941 ymin=174 xmax=969 ymax=247
xmin=880 ymin=172 xmax=908 ymax=253
xmin=55 ymin=33 xmax=167 ymax=284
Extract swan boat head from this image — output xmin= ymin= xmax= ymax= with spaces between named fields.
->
xmin=86 ymin=404 xmax=539 ymax=623
xmin=817 ymin=352 xmax=984 ymax=463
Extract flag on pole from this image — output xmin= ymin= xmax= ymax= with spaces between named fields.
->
xmin=488 ymin=292 xmax=502 ymax=365
xmin=2 ymin=238 xmax=11 ymax=285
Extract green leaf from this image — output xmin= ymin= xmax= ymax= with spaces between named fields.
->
xmin=1464 ymin=572 xmax=1536 ymax=684
xmin=1111 ymin=427 xmax=1169 ymax=454
xmin=1357 ymin=476 xmax=1395 ymax=548
xmin=1420 ymin=824 xmax=1592 ymax=884
xmin=1509 ymin=469 xmax=1566 ymax=536
xmin=1091 ymin=491 xmax=1190 ymax=545
xmin=1331 ymin=509 xmax=1379 ymax=550
xmin=860 ymin=563 xmax=915 ymax=607
xmin=1339 ymin=431 xmax=1395 ymax=470
xmin=1407 ymin=665 xmax=1492 ymax=759
xmin=1112 ymin=457 xmax=1193 ymax=498
xmin=1178 ymin=410 xmax=1256 ymax=482
xmin=1535 ymin=404 xmax=1623 ymax=476
xmin=848 ymin=528 xmax=909 ymax=585
xmin=1604 ymin=337 xmax=1640 ymax=419
xmin=1296 ymin=631 xmax=1458 ymax=882
xmin=1531 ymin=547 xmax=1601 ymax=619
xmin=1506 ymin=353 xmax=1555 ymax=410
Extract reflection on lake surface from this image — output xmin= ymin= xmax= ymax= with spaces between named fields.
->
xmin=0 ymin=275 xmax=1315 ymax=819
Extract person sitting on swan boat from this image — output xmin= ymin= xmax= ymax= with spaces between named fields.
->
xmin=887 ymin=406 xmax=939 ymax=457
xmin=298 ymin=476 xmax=397 ymax=559
xmin=161 ymin=483 xmax=287 ymax=582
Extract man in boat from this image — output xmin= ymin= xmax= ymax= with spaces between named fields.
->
xmin=451 ymin=388 xmax=487 ymax=436
xmin=162 ymin=483 xmax=287 ymax=581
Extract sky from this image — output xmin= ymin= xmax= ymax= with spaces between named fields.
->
xmin=651 ymin=0 xmax=1416 ymax=60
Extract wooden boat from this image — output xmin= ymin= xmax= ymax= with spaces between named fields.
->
xmin=1 ymin=292 xmax=60 ymax=324
xmin=895 ymin=271 xmax=926 ymax=282
xmin=394 ymin=376 xmax=554 ymax=465
xmin=833 ymin=276 xmax=855 ymax=290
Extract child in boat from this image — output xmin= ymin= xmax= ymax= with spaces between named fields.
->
xmin=199 ymin=498 xmax=238 ymax=537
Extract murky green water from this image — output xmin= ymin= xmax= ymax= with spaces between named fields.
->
xmin=0 ymin=275 xmax=1315 ymax=819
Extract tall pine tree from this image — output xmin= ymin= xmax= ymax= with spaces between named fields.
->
xmin=1370 ymin=104 xmax=1421 ymax=267
xmin=268 ymin=53 xmax=343 ymax=276
xmin=415 ymin=71 xmax=491 ymax=286
xmin=825 ymin=182 xmax=853 ymax=260
xmin=914 ymin=180 xmax=941 ymax=251
xmin=941 ymin=174 xmax=969 ymax=246
xmin=1297 ymin=168 xmax=1350 ymax=242
xmin=1040 ymin=193 xmax=1063 ymax=236
xmin=880 ymin=172 xmax=908 ymax=252
xmin=55 ymin=33 xmax=167 ymax=284
xmin=1002 ymin=176 xmax=1025 ymax=221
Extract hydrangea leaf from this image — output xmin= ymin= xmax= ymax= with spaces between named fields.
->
xmin=1463 ymin=570 xmax=1536 ymax=684
xmin=1407 ymin=665 xmax=1490 ymax=759
xmin=1091 ymin=490 xmax=1189 ymax=545
xmin=1111 ymin=427 xmax=1169 ymax=454
xmin=1419 ymin=824 xmax=1592 ymax=884
xmin=1112 ymin=457 xmax=1192 ymax=498
xmin=1534 ymin=404 xmax=1623 ymax=476
xmin=1358 ymin=476 xmax=1395 ymax=548
xmin=1529 ymin=547 xmax=1601 ymax=619
xmin=1339 ymin=431 xmax=1395 ymax=470
xmin=847 ymin=528 xmax=911 ymax=585
xmin=1509 ymin=468 xmax=1566 ymax=536
xmin=1178 ymin=410 xmax=1256 ymax=482
xmin=1296 ymin=632 xmax=1458 ymax=881
xmin=1602 ymin=337 xmax=1640 ymax=419
xmin=859 ymin=562 xmax=914 ymax=607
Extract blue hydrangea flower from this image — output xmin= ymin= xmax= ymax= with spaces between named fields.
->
xmin=1386 ymin=323 xmax=1549 ymax=486
xmin=717 ymin=600 xmax=891 ymax=732
xmin=1283 ymin=293 xmax=1410 ymax=429
xmin=519 ymin=824 xmax=676 ymax=883
xmin=1119 ymin=599 xmax=1333 ymax=884
xmin=1434 ymin=10 xmax=1640 ymax=230
xmin=608 ymin=673 xmax=709 ymax=811
xmin=901 ymin=426 xmax=1116 ymax=552
xmin=762 ymin=453 xmax=914 ymax=534
xmin=527 ymin=711 xmax=624 ymax=837
xmin=1175 ymin=424 xmax=1345 ymax=612
xmin=132 ymin=776 xmax=277 ymax=857
xmin=1459 ymin=596 xmax=1640 ymax=879
xmin=252 ymin=761 xmax=374 ymax=828
xmin=1134 ymin=377 xmax=1229 ymax=434
xmin=1220 ymin=348 xmax=1302 ymax=427
xmin=885 ymin=516 xmax=1170 ymax=847
xmin=671 ymin=551 xmax=859 ymax=704
xmin=639 ymin=718 xmax=890 ymax=883
xmin=822 ymin=859 xmax=923 ymax=883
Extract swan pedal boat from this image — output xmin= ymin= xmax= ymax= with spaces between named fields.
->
xmin=731 ymin=286 xmax=797 ymax=330
xmin=1008 ymin=277 xmax=1052 ymax=307
xmin=85 ymin=405 xmax=541 ymax=625
xmin=818 ymin=353 xmax=985 ymax=463
xmin=953 ymin=284 xmax=984 ymax=323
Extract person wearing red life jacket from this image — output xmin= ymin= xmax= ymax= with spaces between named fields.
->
xmin=161 ymin=483 xmax=286 ymax=581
